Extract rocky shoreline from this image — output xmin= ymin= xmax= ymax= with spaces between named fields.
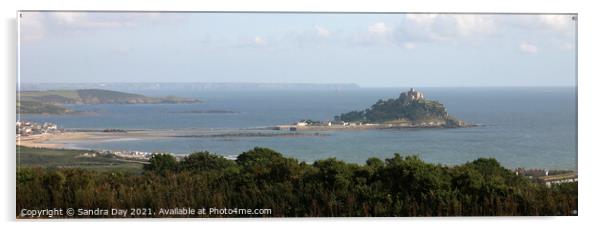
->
xmin=271 ymin=122 xmax=476 ymax=131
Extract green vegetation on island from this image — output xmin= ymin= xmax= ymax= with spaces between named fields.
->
xmin=17 ymin=89 xmax=202 ymax=114
xmin=335 ymin=88 xmax=467 ymax=127
xmin=17 ymin=147 xmax=576 ymax=217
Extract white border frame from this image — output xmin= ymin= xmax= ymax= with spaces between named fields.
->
xmin=2 ymin=0 xmax=600 ymax=229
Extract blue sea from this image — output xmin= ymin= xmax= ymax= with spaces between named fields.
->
xmin=20 ymin=87 xmax=577 ymax=170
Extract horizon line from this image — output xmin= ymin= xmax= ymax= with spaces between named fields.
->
xmin=18 ymin=82 xmax=577 ymax=88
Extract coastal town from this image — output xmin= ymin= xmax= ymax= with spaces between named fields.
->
xmin=16 ymin=120 xmax=169 ymax=161
xmin=513 ymin=168 xmax=578 ymax=187
xmin=16 ymin=120 xmax=60 ymax=137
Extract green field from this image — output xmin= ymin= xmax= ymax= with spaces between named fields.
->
xmin=17 ymin=146 xmax=144 ymax=173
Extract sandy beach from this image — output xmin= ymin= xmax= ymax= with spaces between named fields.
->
xmin=15 ymin=129 xmax=328 ymax=149
xmin=16 ymin=131 xmax=160 ymax=149
xmin=15 ymin=122 xmax=475 ymax=150
xmin=17 ymin=132 xmax=91 ymax=148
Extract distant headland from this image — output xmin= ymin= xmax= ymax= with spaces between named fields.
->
xmin=276 ymin=88 xmax=472 ymax=131
xmin=17 ymin=89 xmax=202 ymax=114
xmin=19 ymin=82 xmax=361 ymax=91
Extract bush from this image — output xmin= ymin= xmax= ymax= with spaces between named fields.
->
xmin=17 ymin=148 xmax=577 ymax=217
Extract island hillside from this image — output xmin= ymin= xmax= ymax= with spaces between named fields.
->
xmin=335 ymin=88 xmax=467 ymax=128
xmin=17 ymin=89 xmax=202 ymax=114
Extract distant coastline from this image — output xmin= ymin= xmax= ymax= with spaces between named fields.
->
xmin=19 ymin=82 xmax=361 ymax=91
xmin=17 ymin=89 xmax=202 ymax=115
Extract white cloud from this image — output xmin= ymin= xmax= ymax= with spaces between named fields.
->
xmin=368 ymin=22 xmax=390 ymax=34
xmin=452 ymin=15 xmax=495 ymax=36
xmin=401 ymin=14 xmax=496 ymax=43
xmin=50 ymin=12 xmax=137 ymax=29
xmin=20 ymin=12 xmax=46 ymax=42
xmin=519 ymin=42 xmax=538 ymax=54
xmin=52 ymin=12 xmax=86 ymax=24
xmin=538 ymin=15 xmax=573 ymax=33
xmin=350 ymin=22 xmax=394 ymax=46
xmin=403 ymin=42 xmax=416 ymax=49
xmin=315 ymin=26 xmax=331 ymax=37
xmin=19 ymin=12 xmax=179 ymax=42
xmin=253 ymin=36 xmax=267 ymax=46
xmin=405 ymin=14 xmax=438 ymax=27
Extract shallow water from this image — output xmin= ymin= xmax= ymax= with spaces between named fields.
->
xmin=20 ymin=87 xmax=577 ymax=170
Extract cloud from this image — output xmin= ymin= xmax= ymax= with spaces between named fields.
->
xmin=20 ymin=12 xmax=46 ymax=42
xmin=52 ymin=12 xmax=86 ymax=24
xmin=350 ymin=22 xmax=394 ymax=46
xmin=315 ymin=26 xmax=331 ymax=37
xmin=395 ymin=14 xmax=575 ymax=51
xmin=275 ymin=26 xmax=338 ymax=48
xmin=403 ymin=42 xmax=416 ymax=49
xmin=538 ymin=15 xmax=574 ymax=34
xmin=405 ymin=14 xmax=438 ymax=27
xmin=368 ymin=22 xmax=390 ymax=34
xmin=519 ymin=42 xmax=538 ymax=54
xmin=253 ymin=36 xmax=267 ymax=46
xmin=50 ymin=12 xmax=140 ymax=29
xmin=19 ymin=12 xmax=179 ymax=42
xmin=561 ymin=42 xmax=574 ymax=51
xmin=401 ymin=14 xmax=496 ymax=42
xmin=353 ymin=15 xmax=495 ymax=47
xmin=453 ymin=15 xmax=495 ymax=36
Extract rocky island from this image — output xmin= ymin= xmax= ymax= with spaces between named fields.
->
xmin=17 ymin=89 xmax=202 ymax=114
xmin=276 ymin=88 xmax=472 ymax=131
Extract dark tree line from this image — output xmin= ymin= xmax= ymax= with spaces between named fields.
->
xmin=17 ymin=147 xmax=577 ymax=217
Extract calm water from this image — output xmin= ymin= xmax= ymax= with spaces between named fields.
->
xmin=20 ymin=87 xmax=577 ymax=170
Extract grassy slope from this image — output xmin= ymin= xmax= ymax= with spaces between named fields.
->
xmin=17 ymin=89 xmax=201 ymax=114
xmin=20 ymin=89 xmax=202 ymax=104
xmin=17 ymin=146 xmax=144 ymax=173
xmin=19 ymin=89 xmax=152 ymax=103
xmin=17 ymin=100 xmax=71 ymax=114
xmin=19 ymin=90 xmax=80 ymax=100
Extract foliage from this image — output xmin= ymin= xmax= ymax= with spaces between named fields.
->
xmin=143 ymin=154 xmax=178 ymax=174
xmin=178 ymin=151 xmax=237 ymax=172
xmin=17 ymin=148 xmax=577 ymax=217
xmin=335 ymin=94 xmax=449 ymax=123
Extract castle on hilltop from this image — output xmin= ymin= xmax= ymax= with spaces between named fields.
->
xmin=400 ymin=88 xmax=424 ymax=102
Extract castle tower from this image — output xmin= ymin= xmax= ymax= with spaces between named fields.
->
xmin=406 ymin=88 xmax=424 ymax=101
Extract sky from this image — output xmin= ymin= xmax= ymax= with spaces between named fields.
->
xmin=18 ymin=12 xmax=577 ymax=87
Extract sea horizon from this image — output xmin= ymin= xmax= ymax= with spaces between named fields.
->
xmin=18 ymin=86 xmax=577 ymax=171
xmin=17 ymin=82 xmax=577 ymax=90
